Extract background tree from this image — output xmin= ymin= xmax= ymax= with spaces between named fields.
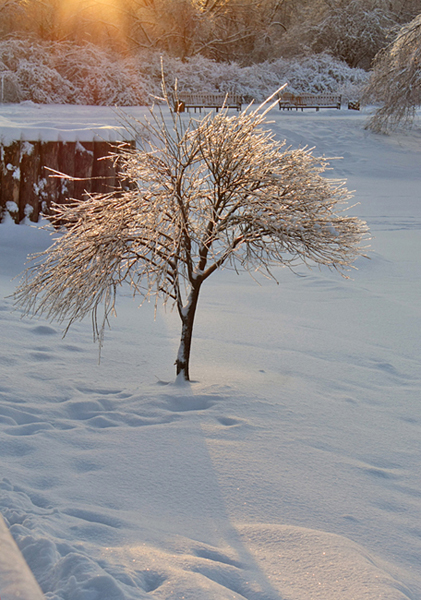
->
xmin=125 ymin=0 xmax=288 ymax=63
xmin=14 ymin=92 xmax=368 ymax=381
xmin=391 ymin=0 xmax=421 ymax=24
xmin=309 ymin=0 xmax=394 ymax=68
xmin=1 ymin=0 xmax=420 ymax=64
xmin=194 ymin=0 xmax=288 ymax=63
xmin=277 ymin=0 xmax=396 ymax=68
xmin=364 ymin=13 xmax=421 ymax=133
xmin=0 ymin=0 xmax=27 ymax=38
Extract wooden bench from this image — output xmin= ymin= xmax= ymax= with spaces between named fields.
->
xmin=174 ymin=93 xmax=242 ymax=113
xmin=278 ymin=92 xmax=341 ymax=111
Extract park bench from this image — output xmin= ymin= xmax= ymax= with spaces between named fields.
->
xmin=174 ymin=92 xmax=242 ymax=113
xmin=278 ymin=92 xmax=342 ymax=111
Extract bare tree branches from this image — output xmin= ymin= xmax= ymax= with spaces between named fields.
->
xmin=1 ymin=0 xmax=419 ymax=66
xmin=364 ymin=13 xmax=421 ymax=133
xmin=15 ymin=94 xmax=368 ymax=380
xmin=277 ymin=0 xmax=396 ymax=68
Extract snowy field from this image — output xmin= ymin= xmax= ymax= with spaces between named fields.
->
xmin=1 ymin=104 xmax=421 ymax=600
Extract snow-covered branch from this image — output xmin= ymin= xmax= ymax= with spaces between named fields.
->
xmin=364 ymin=13 xmax=421 ymax=133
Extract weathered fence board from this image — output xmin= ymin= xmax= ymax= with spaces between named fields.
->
xmin=74 ymin=141 xmax=94 ymax=199
xmin=92 ymin=141 xmax=117 ymax=194
xmin=1 ymin=141 xmax=20 ymax=220
xmin=20 ymin=141 xmax=41 ymax=222
xmin=58 ymin=141 xmax=76 ymax=203
xmin=40 ymin=141 xmax=61 ymax=212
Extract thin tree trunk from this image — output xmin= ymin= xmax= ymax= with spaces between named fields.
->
xmin=175 ymin=283 xmax=201 ymax=381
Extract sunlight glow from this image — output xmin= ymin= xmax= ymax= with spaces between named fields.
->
xmin=56 ymin=0 xmax=129 ymax=49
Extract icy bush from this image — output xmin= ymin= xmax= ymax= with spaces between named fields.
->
xmin=16 ymin=60 xmax=75 ymax=104
xmin=0 ymin=38 xmax=151 ymax=105
xmin=51 ymin=43 xmax=152 ymax=106
xmin=0 ymin=69 xmax=22 ymax=102
xmin=0 ymin=38 xmax=369 ymax=105
xmin=265 ymin=54 xmax=369 ymax=99
xmin=136 ymin=51 xmax=368 ymax=103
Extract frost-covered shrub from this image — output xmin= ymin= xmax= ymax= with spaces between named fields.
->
xmin=0 ymin=69 xmax=22 ymax=102
xmin=155 ymin=52 xmax=369 ymax=103
xmin=0 ymin=39 xmax=79 ymax=103
xmin=14 ymin=97 xmax=368 ymax=381
xmin=0 ymin=38 xmax=369 ymax=106
xmin=52 ymin=43 xmax=151 ymax=105
xmin=0 ymin=38 xmax=151 ymax=105
xmin=265 ymin=54 xmax=369 ymax=99
xmin=16 ymin=60 xmax=76 ymax=103
xmin=141 ymin=53 xmax=256 ymax=96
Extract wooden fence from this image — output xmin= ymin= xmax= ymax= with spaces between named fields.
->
xmin=0 ymin=139 xmax=134 ymax=223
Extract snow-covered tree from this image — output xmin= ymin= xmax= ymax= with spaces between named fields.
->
xmin=278 ymin=0 xmax=396 ymax=68
xmin=14 ymin=91 xmax=368 ymax=381
xmin=364 ymin=13 xmax=421 ymax=133
xmin=311 ymin=0 xmax=394 ymax=67
xmin=0 ymin=0 xmax=26 ymax=37
xmin=127 ymin=0 xmax=287 ymax=63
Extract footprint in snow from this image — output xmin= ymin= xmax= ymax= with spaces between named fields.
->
xmin=30 ymin=325 xmax=57 ymax=336
xmin=28 ymin=351 xmax=55 ymax=362
xmin=3 ymin=422 xmax=54 ymax=436
xmin=216 ymin=416 xmax=241 ymax=427
xmin=164 ymin=395 xmax=217 ymax=413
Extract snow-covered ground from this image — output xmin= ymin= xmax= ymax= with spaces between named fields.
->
xmin=0 ymin=101 xmax=140 ymax=143
xmin=0 ymin=104 xmax=420 ymax=600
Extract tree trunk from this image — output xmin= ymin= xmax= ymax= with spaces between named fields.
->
xmin=175 ymin=283 xmax=201 ymax=381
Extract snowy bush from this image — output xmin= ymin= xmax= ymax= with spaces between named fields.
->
xmin=51 ymin=43 xmax=152 ymax=106
xmin=139 ymin=52 xmax=369 ymax=103
xmin=261 ymin=54 xmax=369 ymax=100
xmin=0 ymin=38 xmax=368 ymax=106
xmin=0 ymin=38 xmax=151 ymax=105
xmin=16 ymin=60 xmax=76 ymax=104
xmin=0 ymin=68 xmax=21 ymax=102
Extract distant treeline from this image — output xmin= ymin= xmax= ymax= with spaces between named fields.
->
xmin=0 ymin=0 xmax=420 ymax=68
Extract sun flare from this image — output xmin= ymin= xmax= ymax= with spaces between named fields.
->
xmin=55 ymin=0 xmax=130 ymax=49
